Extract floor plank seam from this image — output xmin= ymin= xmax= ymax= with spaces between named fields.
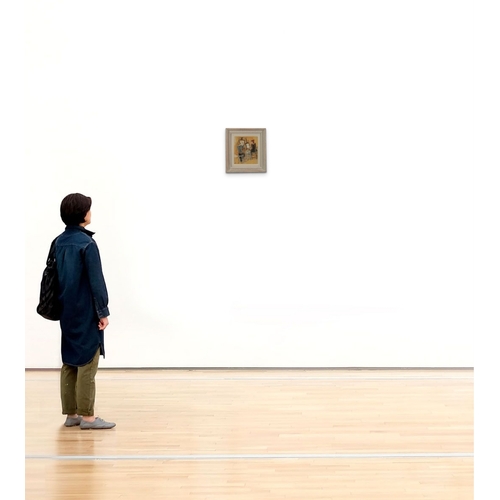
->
xmin=26 ymin=452 xmax=474 ymax=461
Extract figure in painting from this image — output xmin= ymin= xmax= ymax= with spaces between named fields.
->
xmin=251 ymin=139 xmax=257 ymax=159
xmin=245 ymin=140 xmax=252 ymax=161
xmin=237 ymin=138 xmax=245 ymax=163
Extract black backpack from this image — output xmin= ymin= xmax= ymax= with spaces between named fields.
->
xmin=36 ymin=237 xmax=62 ymax=321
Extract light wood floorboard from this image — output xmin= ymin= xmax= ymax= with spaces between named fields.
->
xmin=25 ymin=368 xmax=473 ymax=499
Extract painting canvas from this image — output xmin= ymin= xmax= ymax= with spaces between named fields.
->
xmin=226 ymin=128 xmax=267 ymax=173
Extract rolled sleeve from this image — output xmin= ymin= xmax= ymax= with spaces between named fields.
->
xmin=84 ymin=241 xmax=110 ymax=319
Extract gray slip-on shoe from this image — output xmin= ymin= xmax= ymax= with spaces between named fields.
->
xmin=80 ymin=417 xmax=116 ymax=430
xmin=64 ymin=416 xmax=83 ymax=427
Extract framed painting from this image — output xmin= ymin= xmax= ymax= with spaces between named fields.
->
xmin=226 ymin=128 xmax=267 ymax=173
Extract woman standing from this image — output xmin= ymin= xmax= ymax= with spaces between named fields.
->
xmin=56 ymin=193 xmax=115 ymax=429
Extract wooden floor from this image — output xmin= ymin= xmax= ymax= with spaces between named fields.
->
xmin=25 ymin=368 xmax=473 ymax=499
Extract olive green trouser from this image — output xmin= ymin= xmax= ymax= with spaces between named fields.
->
xmin=60 ymin=348 xmax=100 ymax=417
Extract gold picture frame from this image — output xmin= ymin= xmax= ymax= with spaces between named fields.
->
xmin=226 ymin=128 xmax=267 ymax=173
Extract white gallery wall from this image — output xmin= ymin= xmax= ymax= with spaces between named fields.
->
xmin=24 ymin=0 xmax=474 ymax=368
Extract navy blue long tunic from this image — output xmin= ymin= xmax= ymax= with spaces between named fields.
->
xmin=55 ymin=225 xmax=110 ymax=366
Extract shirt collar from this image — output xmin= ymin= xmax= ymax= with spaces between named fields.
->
xmin=65 ymin=225 xmax=95 ymax=237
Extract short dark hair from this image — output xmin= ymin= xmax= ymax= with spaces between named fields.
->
xmin=60 ymin=193 xmax=92 ymax=226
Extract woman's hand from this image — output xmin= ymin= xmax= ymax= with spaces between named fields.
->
xmin=98 ymin=317 xmax=109 ymax=330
